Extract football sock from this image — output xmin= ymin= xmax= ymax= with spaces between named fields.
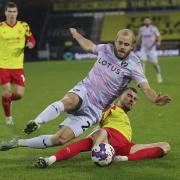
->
xmin=114 ymin=155 xmax=128 ymax=161
xmin=127 ymin=147 xmax=164 ymax=161
xmin=54 ymin=137 xmax=93 ymax=161
xmin=47 ymin=156 xmax=57 ymax=165
xmin=155 ymin=64 xmax=161 ymax=74
xmin=34 ymin=101 xmax=64 ymax=124
xmin=18 ymin=135 xmax=53 ymax=148
xmin=11 ymin=93 xmax=21 ymax=101
xmin=2 ymin=96 xmax=11 ymax=117
xmin=2 ymin=94 xmax=22 ymax=118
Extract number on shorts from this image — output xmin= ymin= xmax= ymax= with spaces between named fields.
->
xmin=81 ymin=121 xmax=91 ymax=131
xmin=21 ymin=74 xmax=25 ymax=82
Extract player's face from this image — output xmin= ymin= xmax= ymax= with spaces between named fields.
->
xmin=144 ymin=18 xmax=151 ymax=26
xmin=5 ymin=7 xmax=18 ymax=24
xmin=114 ymin=34 xmax=133 ymax=59
xmin=119 ymin=89 xmax=138 ymax=112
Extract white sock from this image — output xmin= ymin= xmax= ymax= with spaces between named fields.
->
xmin=114 ymin=155 xmax=128 ymax=162
xmin=155 ymin=64 xmax=161 ymax=74
xmin=34 ymin=101 xmax=64 ymax=124
xmin=48 ymin=156 xmax=57 ymax=165
xmin=18 ymin=135 xmax=53 ymax=148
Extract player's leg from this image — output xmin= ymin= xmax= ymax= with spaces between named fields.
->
xmin=24 ymin=92 xmax=81 ymax=134
xmin=10 ymin=85 xmax=25 ymax=124
xmin=35 ymin=136 xmax=93 ymax=168
xmin=1 ymin=83 xmax=14 ymax=125
xmin=0 ymin=114 xmax=94 ymax=149
xmin=35 ymin=129 xmax=108 ymax=168
xmin=0 ymin=69 xmax=14 ymax=125
xmin=35 ymin=117 xmax=96 ymax=168
xmin=11 ymin=69 xmax=26 ymax=100
xmin=2 ymin=69 xmax=26 ymax=125
xmin=2 ymin=84 xmax=24 ymax=125
xmin=139 ymin=48 xmax=148 ymax=73
xmin=12 ymin=84 xmax=24 ymax=100
xmin=148 ymin=50 xmax=162 ymax=83
xmin=0 ymin=126 xmax=74 ymax=150
xmin=21 ymin=125 xmax=76 ymax=148
xmin=116 ymin=142 xmax=170 ymax=161
xmin=91 ymin=129 xmax=109 ymax=145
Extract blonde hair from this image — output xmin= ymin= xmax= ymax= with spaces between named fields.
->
xmin=116 ymin=29 xmax=136 ymax=44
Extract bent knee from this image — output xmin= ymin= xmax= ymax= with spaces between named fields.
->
xmin=61 ymin=93 xmax=80 ymax=111
xmin=91 ymin=129 xmax=108 ymax=143
xmin=2 ymin=89 xmax=12 ymax=97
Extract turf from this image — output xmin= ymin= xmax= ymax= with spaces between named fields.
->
xmin=0 ymin=57 xmax=179 ymax=180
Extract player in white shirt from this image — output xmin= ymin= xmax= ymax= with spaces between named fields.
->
xmin=138 ymin=17 xmax=162 ymax=83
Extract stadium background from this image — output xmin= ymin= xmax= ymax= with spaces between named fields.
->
xmin=0 ymin=0 xmax=180 ymax=180
xmin=0 ymin=0 xmax=179 ymax=61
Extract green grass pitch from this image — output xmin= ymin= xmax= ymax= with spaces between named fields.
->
xmin=0 ymin=57 xmax=179 ymax=180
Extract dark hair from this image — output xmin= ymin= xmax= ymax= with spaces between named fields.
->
xmin=123 ymin=87 xmax=138 ymax=94
xmin=5 ymin=2 xmax=18 ymax=10
xmin=144 ymin=16 xmax=151 ymax=20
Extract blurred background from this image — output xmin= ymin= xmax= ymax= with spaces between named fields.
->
xmin=0 ymin=0 xmax=180 ymax=61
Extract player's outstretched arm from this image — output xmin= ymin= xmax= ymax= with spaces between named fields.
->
xmin=69 ymin=28 xmax=96 ymax=53
xmin=139 ymin=82 xmax=172 ymax=106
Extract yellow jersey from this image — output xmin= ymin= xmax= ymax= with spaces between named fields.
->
xmin=0 ymin=21 xmax=32 ymax=69
xmin=100 ymin=105 xmax=132 ymax=141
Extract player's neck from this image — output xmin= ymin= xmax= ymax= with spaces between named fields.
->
xmin=6 ymin=20 xmax=17 ymax=27
xmin=116 ymin=104 xmax=129 ymax=113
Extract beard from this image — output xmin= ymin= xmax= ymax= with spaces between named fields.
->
xmin=114 ymin=47 xmax=131 ymax=60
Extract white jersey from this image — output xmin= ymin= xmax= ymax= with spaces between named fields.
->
xmin=139 ymin=25 xmax=160 ymax=49
xmin=65 ymin=44 xmax=148 ymax=137
xmin=81 ymin=44 xmax=147 ymax=110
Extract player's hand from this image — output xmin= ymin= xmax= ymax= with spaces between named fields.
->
xmin=154 ymin=94 xmax=172 ymax=106
xmin=26 ymin=41 xmax=34 ymax=49
xmin=69 ymin=28 xmax=78 ymax=38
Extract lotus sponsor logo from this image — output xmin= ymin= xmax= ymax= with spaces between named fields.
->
xmin=98 ymin=58 xmax=128 ymax=74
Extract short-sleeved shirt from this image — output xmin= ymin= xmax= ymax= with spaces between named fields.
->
xmin=0 ymin=21 xmax=32 ymax=69
xmin=100 ymin=105 xmax=132 ymax=141
xmin=139 ymin=25 xmax=160 ymax=49
xmin=80 ymin=44 xmax=147 ymax=110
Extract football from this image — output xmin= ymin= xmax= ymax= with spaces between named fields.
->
xmin=91 ymin=143 xmax=115 ymax=166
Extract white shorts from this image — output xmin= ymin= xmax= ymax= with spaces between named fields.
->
xmin=140 ymin=47 xmax=158 ymax=64
xmin=59 ymin=81 xmax=102 ymax=137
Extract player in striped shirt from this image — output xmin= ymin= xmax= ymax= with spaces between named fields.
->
xmin=0 ymin=2 xmax=36 ymax=125
xmin=34 ymin=87 xmax=170 ymax=168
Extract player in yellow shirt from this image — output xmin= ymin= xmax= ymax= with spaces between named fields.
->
xmin=0 ymin=2 xmax=36 ymax=125
xmin=34 ymin=87 xmax=170 ymax=168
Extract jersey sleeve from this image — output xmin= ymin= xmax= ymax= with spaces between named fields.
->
xmin=92 ymin=44 xmax=106 ymax=54
xmin=22 ymin=22 xmax=32 ymax=37
xmin=154 ymin=26 xmax=160 ymax=37
xmin=132 ymin=61 xmax=148 ymax=85
xmin=22 ymin=22 xmax=36 ymax=47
